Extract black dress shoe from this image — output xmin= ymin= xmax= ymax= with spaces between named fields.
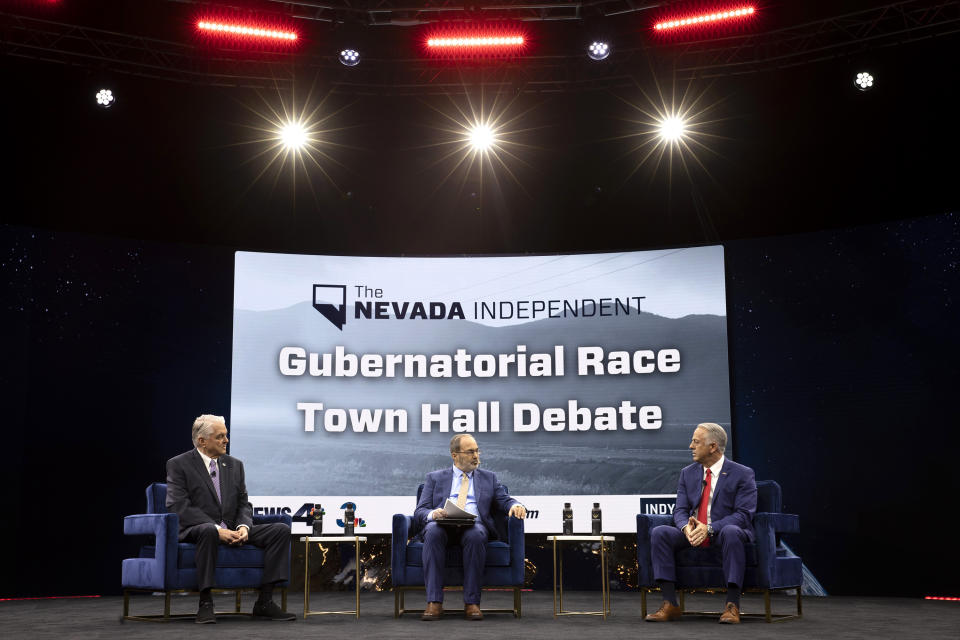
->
xmin=195 ymin=601 xmax=216 ymax=624
xmin=252 ymin=599 xmax=296 ymax=621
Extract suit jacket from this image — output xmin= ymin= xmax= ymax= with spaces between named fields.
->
xmin=413 ymin=467 xmax=517 ymax=541
xmin=165 ymin=449 xmax=253 ymax=535
xmin=672 ymin=458 xmax=757 ymax=536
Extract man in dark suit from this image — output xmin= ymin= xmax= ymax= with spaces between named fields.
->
xmin=414 ymin=434 xmax=526 ymax=621
xmin=165 ymin=414 xmax=295 ymax=624
xmin=645 ymin=422 xmax=757 ymax=624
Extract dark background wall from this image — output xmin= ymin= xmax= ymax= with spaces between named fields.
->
xmin=2 ymin=213 xmax=957 ymax=598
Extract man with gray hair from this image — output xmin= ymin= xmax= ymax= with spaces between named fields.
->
xmin=645 ymin=422 xmax=757 ymax=624
xmin=413 ymin=434 xmax=526 ymax=621
xmin=166 ymin=414 xmax=294 ymax=624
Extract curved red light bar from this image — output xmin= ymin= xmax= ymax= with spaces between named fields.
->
xmin=197 ymin=20 xmax=297 ymax=41
xmin=427 ymin=36 xmax=525 ymax=49
xmin=655 ymin=6 xmax=756 ymax=31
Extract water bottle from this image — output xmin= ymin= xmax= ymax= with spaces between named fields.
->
xmin=562 ymin=502 xmax=573 ymax=535
xmin=591 ymin=502 xmax=602 ymax=535
xmin=344 ymin=505 xmax=355 ymax=536
xmin=311 ymin=504 xmax=323 ymax=536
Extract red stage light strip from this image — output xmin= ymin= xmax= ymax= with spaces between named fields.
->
xmin=925 ymin=596 xmax=960 ymax=601
xmin=655 ymin=6 xmax=756 ymax=31
xmin=427 ymin=36 xmax=524 ymax=49
xmin=197 ymin=20 xmax=297 ymax=41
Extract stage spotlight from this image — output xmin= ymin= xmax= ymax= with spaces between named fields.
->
xmin=854 ymin=71 xmax=874 ymax=91
xmin=279 ymin=120 xmax=308 ymax=150
xmin=658 ymin=116 xmax=686 ymax=142
xmin=468 ymin=123 xmax=496 ymax=152
xmin=339 ymin=49 xmax=360 ymax=66
xmin=588 ymin=41 xmax=611 ymax=61
xmin=95 ymin=89 xmax=115 ymax=108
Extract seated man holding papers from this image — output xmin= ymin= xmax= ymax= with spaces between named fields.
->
xmin=413 ymin=434 xmax=526 ymax=621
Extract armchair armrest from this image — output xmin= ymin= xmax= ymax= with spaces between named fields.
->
xmin=506 ymin=515 xmax=525 ymax=585
xmin=392 ymin=514 xmax=413 ymax=586
xmin=122 ymin=513 xmax=179 ymax=590
xmin=636 ymin=514 xmax=673 ymax=587
xmin=753 ymin=512 xmax=800 ymax=589
xmin=755 ymin=512 xmax=799 ymax=534
xmin=252 ymin=513 xmax=293 ymax=527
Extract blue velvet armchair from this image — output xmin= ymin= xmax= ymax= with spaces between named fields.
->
xmin=391 ymin=483 xmax=525 ymax=617
xmin=636 ymin=479 xmax=802 ymax=622
xmin=121 ymin=482 xmax=291 ymax=621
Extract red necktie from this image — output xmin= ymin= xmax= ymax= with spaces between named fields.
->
xmin=696 ymin=469 xmax=712 ymax=547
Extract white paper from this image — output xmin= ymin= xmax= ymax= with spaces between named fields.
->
xmin=443 ymin=498 xmax=477 ymax=519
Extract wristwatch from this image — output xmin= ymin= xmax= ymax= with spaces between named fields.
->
xmin=707 ymin=524 xmax=715 ymax=537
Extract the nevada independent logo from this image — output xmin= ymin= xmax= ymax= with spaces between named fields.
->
xmin=312 ymin=283 xmax=466 ymax=331
xmin=311 ymin=282 xmax=645 ymax=331
xmin=313 ymin=284 xmax=347 ymax=330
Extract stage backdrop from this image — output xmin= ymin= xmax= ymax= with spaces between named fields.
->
xmin=230 ymin=247 xmax=731 ymax=533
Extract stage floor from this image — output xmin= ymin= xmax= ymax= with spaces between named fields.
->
xmin=3 ymin=591 xmax=958 ymax=639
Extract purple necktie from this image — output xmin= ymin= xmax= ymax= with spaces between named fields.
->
xmin=209 ymin=459 xmax=227 ymax=528
xmin=209 ymin=459 xmax=222 ymax=503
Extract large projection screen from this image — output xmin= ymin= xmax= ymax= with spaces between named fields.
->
xmin=231 ymin=247 xmax=731 ymax=533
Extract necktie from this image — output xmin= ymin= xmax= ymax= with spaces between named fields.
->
xmin=696 ymin=468 xmax=712 ymax=547
xmin=210 ymin=459 xmax=227 ymax=528
xmin=209 ymin=459 xmax=222 ymax=503
xmin=456 ymin=473 xmax=469 ymax=509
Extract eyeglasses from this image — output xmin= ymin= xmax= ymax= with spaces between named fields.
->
xmin=456 ymin=449 xmax=480 ymax=456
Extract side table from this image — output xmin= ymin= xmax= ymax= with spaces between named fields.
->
xmin=550 ymin=535 xmax=615 ymax=619
xmin=299 ymin=535 xmax=367 ymax=619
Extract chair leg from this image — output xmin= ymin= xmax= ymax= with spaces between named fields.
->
xmin=235 ymin=590 xmax=242 ymax=613
xmin=123 ymin=590 xmax=130 ymax=618
xmin=797 ymin=589 xmax=803 ymax=618
xmin=394 ymin=589 xmax=401 ymax=618
xmin=282 ymin=588 xmax=288 ymax=612
xmin=765 ymin=589 xmax=772 ymax=623
xmin=513 ymin=586 xmax=522 ymax=618
xmin=163 ymin=592 xmax=171 ymax=619
xmin=641 ymin=589 xmax=647 ymax=618
xmin=679 ymin=590 xmax=685 ymax=613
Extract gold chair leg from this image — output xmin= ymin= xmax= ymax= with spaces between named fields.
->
xmin=235 ymin=590 xmax=242 ymax=613
xmin=163 ymin=592 xmax=171 ymax=619
xmin=123 ymin=590 xmax=130 ymax=618
xmin=641 ymin=589 xmax=647 ymax=618
xmin=797 ymin=589 xmax=803 ymax=617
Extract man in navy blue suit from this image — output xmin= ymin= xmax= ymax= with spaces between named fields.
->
xmin=414 ymin=434 xmax=526 ymax=621
xmin=646 ymin=422 xmax=757 ymax=624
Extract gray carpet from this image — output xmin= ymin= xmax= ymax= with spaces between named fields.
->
xmin=2 ymin=591 xmax=958 ymax=639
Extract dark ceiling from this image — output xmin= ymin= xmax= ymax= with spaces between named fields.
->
xmin=2 ymin=0 xmax=958 ymax=254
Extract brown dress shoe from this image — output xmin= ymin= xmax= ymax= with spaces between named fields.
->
xmin=645 ymin=601 xmax=681 ymax=622
xmin=719 ymin=602 xmax=741 ymax=624
xmin=464 ymin=603 xmax=483 ymax=620
xmin=421 ymin=601 xmax=443 ymax=621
